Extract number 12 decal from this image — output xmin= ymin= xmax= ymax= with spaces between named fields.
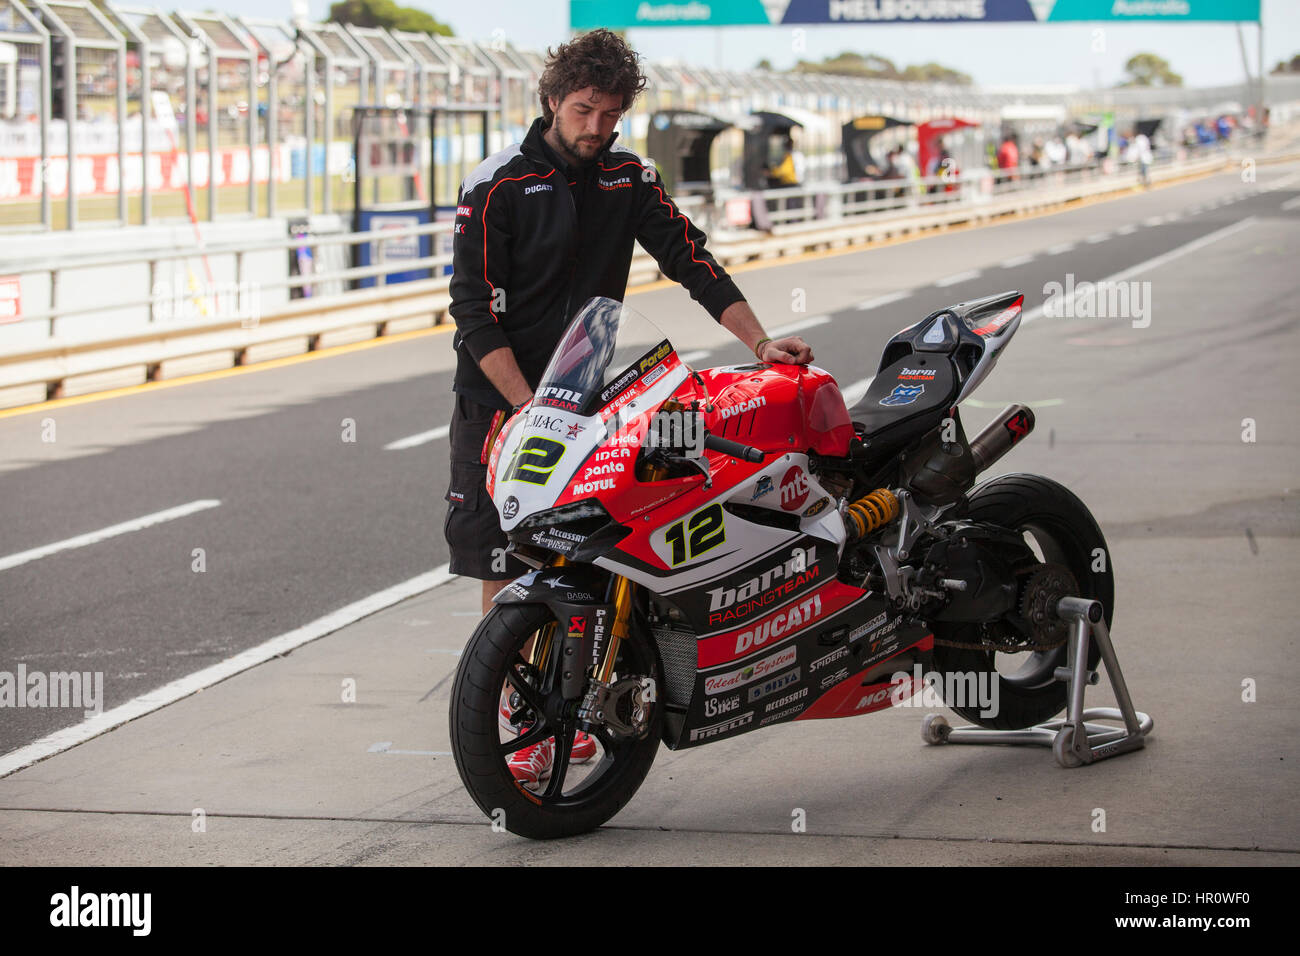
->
xmin=664 ymin=503 xmax=725 ymax=566
xmin=503 ymin=436 xmax=565 ymax=485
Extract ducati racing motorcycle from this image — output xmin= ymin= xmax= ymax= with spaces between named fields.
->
xmin=449 ymin=293 xmax=1112 ymax=839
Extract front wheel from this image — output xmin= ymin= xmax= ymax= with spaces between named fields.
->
xmin=449 ymin=601 xmax=663 ymax=839
xmin=930 ymin=473 xmax=1114 ymax=730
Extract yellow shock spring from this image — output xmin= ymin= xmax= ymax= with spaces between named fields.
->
xmin=845 ymin=488 xmax=900 ymax=539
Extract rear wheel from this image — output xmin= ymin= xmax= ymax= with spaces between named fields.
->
xmin=930 ymin=473 xmax=1114 ymax=730
xmin=449 ymin=602 xmax=663 ymax=839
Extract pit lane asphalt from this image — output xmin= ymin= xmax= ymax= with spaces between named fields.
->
xmin=0 ymin=161 xmax=1297 ymax=865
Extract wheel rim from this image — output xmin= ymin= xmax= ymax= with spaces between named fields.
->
xmin=995 ymin=517 xmax=1099 ymax=690
xmin=495 ymin=623 xmax=655 ymax=807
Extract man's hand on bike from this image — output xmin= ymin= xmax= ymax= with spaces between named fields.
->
xmin=759 ymin=336 xmax=814 ymax=365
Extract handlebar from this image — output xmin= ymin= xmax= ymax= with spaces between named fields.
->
xmin=703 ymin=433 xmax=765 ymax=463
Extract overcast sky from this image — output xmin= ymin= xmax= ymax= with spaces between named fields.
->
xmin=222 ymin=0 xmax=1299 ymax=90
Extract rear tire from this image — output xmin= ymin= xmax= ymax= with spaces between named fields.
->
xmin=449 ymin=602 xmax=663 ymax=840
xmin=930 ymin=473 xmax=1114 ymax=730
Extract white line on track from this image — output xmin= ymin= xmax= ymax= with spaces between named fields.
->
xmin=0 ymin=499 xmax=222 ymax=572
xmin=1084 ymin=232 xmax=1111 ymax=244
xmin=368 ymin=743 xmax=454 ymax=756
xmin=678 ymin=350 xmax=711 ymax=364
xmin=1045 ymin=242 xmax=1075 ymax=255
xmin=964 ymin=397 xmax=1066 ymax=408
xmin=1143 ymin=215 xmax=1165 ymax=227
xmin=997 ymin=253 xmax=1036 ymax=268
xmin=1022 ymin=216 xmax=1257 ymax=325
xmin=839 ymin=375 xmax=875 ymax=408
xmin=934 ymin=269 xmax=980 ymax=287
xmin=1164 ymin=212 xmax=1182 ymax=222
xmin=1115 ymin=224 xmax=1138 ymax=235
xmin=855 ymin=290 xmax=911 ymax=311
xmin=0 ymin=564 xmax=456 ymax=778
xmin=384 ymin=425 xmax=449 ymax=450
xmin=770 ymin=314 xmax=832 ymax=336
xmin=1282 ymin=196 xmax=1300 ymax=212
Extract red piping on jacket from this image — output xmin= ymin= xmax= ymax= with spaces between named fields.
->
xmin=480 ymin=168 xmax=556 ymax=317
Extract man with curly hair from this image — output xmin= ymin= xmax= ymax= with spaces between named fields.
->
xmin=444 ymin=30 xmax=813 ymax=787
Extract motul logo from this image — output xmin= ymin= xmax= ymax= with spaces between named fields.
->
xmin=571 ymin=478 xmax=616 ymax=494
xmin=855 ymin=687 xmax=891 ymax=709
xmin=720 ymin=397 xmax=766 ymax=420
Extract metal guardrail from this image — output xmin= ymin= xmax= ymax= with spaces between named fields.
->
xmin=0 ymin=140 xmax=1295 ymax=408
xmin=0 ymin=192 xmax=709 ymax=334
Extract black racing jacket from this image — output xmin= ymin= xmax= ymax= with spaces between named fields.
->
xmin=448 ymin=117 xmax=745 ymax=410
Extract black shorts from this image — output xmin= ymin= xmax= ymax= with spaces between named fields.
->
xmin=444 ymin=394 xmax=530 ymax=582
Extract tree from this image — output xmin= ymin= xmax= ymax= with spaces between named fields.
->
xmin=785 ymin=51 xmax=971 ymax=85
xmin=1120 ymin=53 xmax=1183 ymax=87
xmin=901 ymin=62 xmax=974 ymax=85
xmin=328 ymin=0 xmax=453 ymax=36
xmin=1271 ymin=53 xmax=1300 ymax=75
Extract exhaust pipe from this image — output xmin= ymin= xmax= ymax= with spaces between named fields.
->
xmin=969 ymin=404 xmax=1035 ymax=473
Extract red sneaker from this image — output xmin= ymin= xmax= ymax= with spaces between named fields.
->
xmin=499 ymin=694 xmax=522 ymax=735
xmin=571 ymin=731 xmax=598 ymax=763
xmin=508 ymin=737 xmax=554 ymax=789
xmin=501 ymin=692 xmax=598 ymax=781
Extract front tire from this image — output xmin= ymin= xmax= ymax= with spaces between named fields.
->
xmin=930 ymin=473 xmax=1114 ymax=730
xmin=449 ymin=602 xmax=663 ymax=839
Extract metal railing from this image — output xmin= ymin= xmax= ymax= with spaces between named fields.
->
xmin=743 ymin=139 xmax=1249 ymax=230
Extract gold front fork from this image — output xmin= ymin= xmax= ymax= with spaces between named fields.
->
xmin=527 ymin=555 xmax=568 ymax=673
xmin=597 ymin=574 xmax=636 ymax=683
xmin=526 ymin=552 xmax=635 ymax=684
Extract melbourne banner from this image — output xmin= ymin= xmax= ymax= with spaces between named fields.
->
xmin=570 ymin=0 xmax=1261 ymax=28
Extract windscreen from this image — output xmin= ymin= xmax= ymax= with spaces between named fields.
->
xmin=533 ymin=297 xmax=675 ymax=417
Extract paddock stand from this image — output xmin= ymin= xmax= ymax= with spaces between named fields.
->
xmin=921 ymin=597 xmax=1154 ymax=768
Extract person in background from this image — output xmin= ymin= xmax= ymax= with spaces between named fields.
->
xmin=1045 ymin=134 xmax=1068 ymax=168
xmin=1126 ymin=127 xmax=1153 ymax=187
xmin=893 ymin=144 xmax=920 ymax=201
xmin=1066 ymin=129 xmax=1091 ymax=167
xmin=997 ymin=130 xmax=1020 ymax=182
xmin=766 ymin=133 xmax=805 ymax=188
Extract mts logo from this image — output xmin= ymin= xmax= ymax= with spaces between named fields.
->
xmin=779 ymin=467 xmax=810 ymax=511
